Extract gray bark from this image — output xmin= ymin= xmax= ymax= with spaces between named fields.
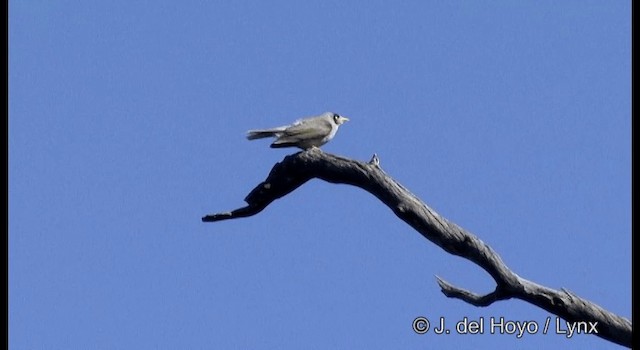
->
xmin=202 ymin=148 xmax=631 ymax=348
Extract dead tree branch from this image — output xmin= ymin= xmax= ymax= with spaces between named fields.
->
xmin=202 ymin=148 xmax=631 ymax=348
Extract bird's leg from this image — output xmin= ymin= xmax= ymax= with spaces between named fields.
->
xmin=305 ymin=145 xmax=322 ymax=152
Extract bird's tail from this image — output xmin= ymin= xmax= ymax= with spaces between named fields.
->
xmin=246 ymin=126 xmax=287 ymax=140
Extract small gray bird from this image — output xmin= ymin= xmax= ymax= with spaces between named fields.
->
xmin=247 ymin=112 xmax=349 ymax=150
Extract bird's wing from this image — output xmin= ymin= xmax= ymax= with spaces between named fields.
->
xmin=281 ymin=117 xmax=332 ymax=139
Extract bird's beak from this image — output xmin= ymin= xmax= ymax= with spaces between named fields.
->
xmin=339 ymin=116 xmax=349 ymax=124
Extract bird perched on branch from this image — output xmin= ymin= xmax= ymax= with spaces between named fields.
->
xmin=247 ymin=112 xmax=349 ymax=150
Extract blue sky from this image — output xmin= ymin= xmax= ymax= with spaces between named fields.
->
xmin=9 ymin=1 xmax=630 ymax=349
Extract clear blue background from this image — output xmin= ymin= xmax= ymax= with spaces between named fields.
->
xmin=9 ymin=1 xmax=630 ymax=349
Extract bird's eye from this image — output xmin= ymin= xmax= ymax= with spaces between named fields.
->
xmin=333 ymin=113 xmax=340 ymax=121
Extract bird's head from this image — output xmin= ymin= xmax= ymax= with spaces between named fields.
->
xmin=329 ymin=112 xmax=349 ymax=125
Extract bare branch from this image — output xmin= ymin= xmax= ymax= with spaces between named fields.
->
xmin=202 ymin=148 xmax=631 ymax=347
xmin=435 ymin=276 xmax=509 ymax=307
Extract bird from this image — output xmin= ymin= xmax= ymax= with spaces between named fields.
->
xmin=246 ymin=112 xmax=349 ymax=150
